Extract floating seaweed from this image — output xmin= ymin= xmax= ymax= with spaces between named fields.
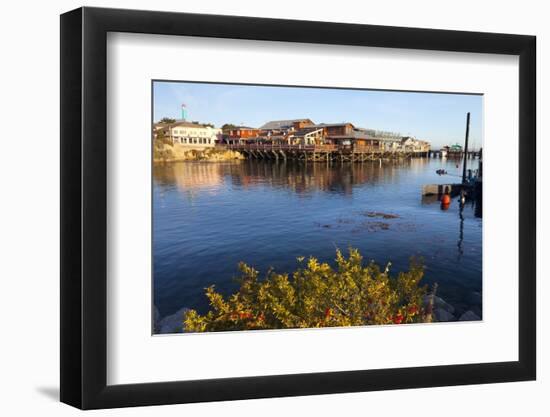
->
xmin=361 ymin=211 xmax=400 ymax=219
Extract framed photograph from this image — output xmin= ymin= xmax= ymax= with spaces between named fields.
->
xmin=60 ymin=6 xmax=536 ymax=409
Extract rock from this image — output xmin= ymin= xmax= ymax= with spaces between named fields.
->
xmin=423 ymin=295 xmax=455 ymax=314
xmin=459 ymin=310 xmax=481 ymax=321
xmin=466 ymin=291 xmax=482 ymax=306
xmin=434 ymin=308 xmax=455 ymax=322
xmin=452 ymin=302 xmax=468 ymax=316
xmin=154 ymin=305 xmax=161 ymax=323
xmin=157 ymin=307 xmax=190 ymax=334
xmin=153 ymin=305 xmax=161 ymax=333
xmin=471 ymin=306 xmax=482 ymax=318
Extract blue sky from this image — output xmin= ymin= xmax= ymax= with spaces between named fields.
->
xmin=153 ymin=81 xmax=483 ymax=148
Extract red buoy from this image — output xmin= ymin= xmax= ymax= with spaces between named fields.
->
xmin=441 ymin=194 xmax=451 ymax=205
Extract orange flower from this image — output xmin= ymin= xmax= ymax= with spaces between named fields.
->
xmin=408 ymin=305 xmax=418 ymax=315
xmin=393 ymin=314 xmax=404 ymax=324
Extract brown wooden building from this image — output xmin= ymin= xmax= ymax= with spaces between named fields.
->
xmin=226 ymin=126 xmax=261 ymax=139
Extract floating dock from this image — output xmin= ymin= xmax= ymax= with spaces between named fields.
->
xmin=422 ymin=183 xmax=464 ymax=196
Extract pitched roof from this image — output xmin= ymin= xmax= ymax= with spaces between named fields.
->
xmin=327 ymin=130 xmax=380 ymax=140
xmin=170 ymin=121 xmax=207 ymax=128
xmin=260 ymin=119 xmax=313 ymax=130
xmin=314 ymin=122 xmax=355 ymax=128
xmin=154 ymin=120 xmax=215 ymax=129
xmin=292 ymin=127 xmax=325 ymax=137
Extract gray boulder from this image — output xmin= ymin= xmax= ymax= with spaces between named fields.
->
xmin=470 ymin=306 xmax=482 ymax=318
xmin=434 ymin=308 xmax=455 ymax=322
xmin=157 ymin=307 xmax=190 ymax=334
xmin=154 ymin=305 xmax=161 ymax=323
xmin=466 ymin=291 xmax=482 ymax=306
xmin=459 ymin=310 xmax=481 ymax=321
xmin=153 ymin=305 xmax=161 ymax=333
xmin=423 ymin=295 xmax=455 ymax=314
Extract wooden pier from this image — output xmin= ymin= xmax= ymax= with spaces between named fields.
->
xmin=428 ymin=150 xmax=481 ymax=159
xmin=224 ymin=144 xmax=429 ymax=162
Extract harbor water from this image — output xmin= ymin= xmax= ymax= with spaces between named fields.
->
xmin=153 ymin=157 xmax=482 ymax=320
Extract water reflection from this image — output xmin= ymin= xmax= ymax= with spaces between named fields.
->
xmin=153 ymin=158 xmax=431 ymax=196
xmin=154 ymin=162 xmax=224 ymax=191
xmin=153 ymin=158 xmax=482 ymax=320
xmin=458 ymin=203 xmax=465 ymax=259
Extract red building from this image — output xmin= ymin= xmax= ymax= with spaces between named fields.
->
xmin=226 ymin=126 xmax=260 ymax=139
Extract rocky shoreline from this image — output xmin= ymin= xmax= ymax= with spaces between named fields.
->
xmin=154 ymin=144 xmax=244 ymax=164
xmin=154 ymin=306 xmax=190 ymax=334
xmin=153 ymin=291 xmax=482 ymax=335
xmin=425 ymin=293 xmax=482 ymax=322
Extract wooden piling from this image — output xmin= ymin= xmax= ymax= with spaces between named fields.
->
xmin=462 ymin=112 xmax=470 ymax=184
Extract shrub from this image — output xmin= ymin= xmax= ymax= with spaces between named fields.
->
xmin=184 ymin=248 xmax=433 ymax=332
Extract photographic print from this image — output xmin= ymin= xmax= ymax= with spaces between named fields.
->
xmin=152 ymin=81 xmax=483 ymax=335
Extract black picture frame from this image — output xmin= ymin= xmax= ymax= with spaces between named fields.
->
xmin=60 ymin=6 xmax=536 ymax=410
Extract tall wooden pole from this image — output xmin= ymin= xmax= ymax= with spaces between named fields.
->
xmin=462 ymin=112 xmax=470 ymax=184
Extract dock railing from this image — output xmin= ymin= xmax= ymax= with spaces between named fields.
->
xmin=222 ymin=143 xmax=383 ymax=153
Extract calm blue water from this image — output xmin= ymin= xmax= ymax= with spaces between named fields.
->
xmin=153 ymin=158 xmax=482 ymax=320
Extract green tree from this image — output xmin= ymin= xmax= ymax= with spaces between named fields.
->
xmin=221 ymin=123 xmax=238 ymax=131
xmin=184 ymin=248 xmax=433 ymax=332
xmin=159 ymin=117 xmax=176 ymax=124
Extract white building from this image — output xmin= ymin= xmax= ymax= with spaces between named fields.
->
xmin=156 ymin=121 xmax=222 ymax=148
xmin=376 ymin=136 xmax=431 ymax=152
xmin=400 ymin=137 xmax=431 ymax=152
